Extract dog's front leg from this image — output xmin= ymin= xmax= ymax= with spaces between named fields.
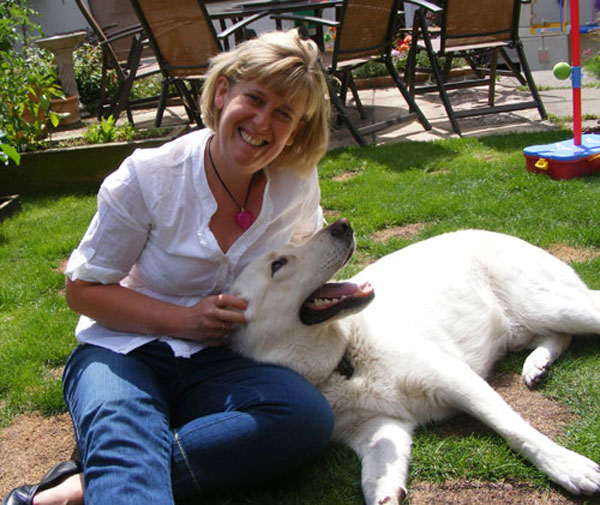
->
xmin=343 ymin=416 xmax=414 ymax=505
xmin=443 ymin=361 xmax=600 ymax=495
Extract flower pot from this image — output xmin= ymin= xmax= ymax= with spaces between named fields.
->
xmin=19 ymin=90 xmax=48 ymax=139
xmin=20 ymin=97 xmax=46 ymax=124
xmin=50 ymin=95 xmax=81 ymax=126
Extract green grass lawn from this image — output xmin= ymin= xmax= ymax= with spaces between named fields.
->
xmin=1 ymin=129 xmax=600 ymax=503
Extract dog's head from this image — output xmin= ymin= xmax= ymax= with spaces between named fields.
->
xmin=229 ymin=219 xmax=374 ymax=380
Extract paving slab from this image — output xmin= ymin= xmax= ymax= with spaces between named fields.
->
xmin=329 ymin=70 xmax=600 ymax=149
xmin=51 ymin=70 xmax=600 ymax=151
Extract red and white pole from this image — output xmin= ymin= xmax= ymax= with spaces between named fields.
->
xmin=570 ymin=0 xmax=582 ymax=145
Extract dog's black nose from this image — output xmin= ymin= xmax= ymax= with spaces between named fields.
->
xmin=330 ymin=218 xmax=352 ymax=238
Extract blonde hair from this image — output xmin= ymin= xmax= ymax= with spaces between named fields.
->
xmin=201 ymin=29 xmax=330 ymax=176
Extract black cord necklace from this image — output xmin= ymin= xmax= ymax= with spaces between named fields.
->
xmin=207 ymin=136 xmax=256 ymax=230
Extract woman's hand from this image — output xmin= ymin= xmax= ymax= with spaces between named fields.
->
xmin=178 ymin=294 xmax=248 ymax=346
xmin=65 ymin=278 xmax=247 ymax=346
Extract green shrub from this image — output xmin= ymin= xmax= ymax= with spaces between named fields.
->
xmin=81 ymin=115 xmax=138 ymax=144
xmin=73 ymin=42 xmax=117 ymax=115
xmin=584 ymin=53 xmax=600 ymax=81
xmin=351 ymin=51 xmax=445 ymax=81
xmin=73 ymin=42 xmax=164 ymax=116
xmin=0 ymin=0 xmax=63 ymax=152
xmin=0 ymin=131 xmax=20 ymax=165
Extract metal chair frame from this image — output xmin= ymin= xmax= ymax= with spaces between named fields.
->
xmin=272 ymin=0 xmax=431 ymax=146
xmin=404 ymin=0 xmax=546 ymax=135
xmin=129 ymin=0 xmax=268 ymax=127
xmin=74 ymin=0 xmax=163 ymax=124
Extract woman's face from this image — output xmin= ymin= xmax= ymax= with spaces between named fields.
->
xmin=213 ymin=77 xmax=306 ymax=174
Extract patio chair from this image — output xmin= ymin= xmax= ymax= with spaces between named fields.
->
xmin=75 ymin=0 xmax=163 ymax=124
xmin=404 ymin=0 xmax=547 ymax=135
xmin=129 ymin=0 xmax=268 ymax=127
xmin=271 ymin=0 xmax=431 ymax=146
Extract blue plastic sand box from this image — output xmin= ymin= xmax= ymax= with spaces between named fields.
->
xmin=524 ymin=133 xmax=600 ymax=179
xmin=524 ymin=134 xmax=600 ymax=161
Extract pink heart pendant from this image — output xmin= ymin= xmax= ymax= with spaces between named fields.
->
xmin=235 ymin=210 xmax=253 ymax=230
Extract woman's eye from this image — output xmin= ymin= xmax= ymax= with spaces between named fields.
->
xmin=277 ymin=109 xmax=292 ymax=122
xmin=246 ymin=94 xmax=262 ymax=105
xmin=271 ymin=258 xmax=288 ymax=276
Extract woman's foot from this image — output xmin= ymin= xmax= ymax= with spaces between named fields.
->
xmin=2 ymin=461 xmax=83 ymax=505
xmin=33 ymin=474 xmax=84 ymax=505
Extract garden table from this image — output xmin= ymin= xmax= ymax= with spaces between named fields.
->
xmin=207 ymin=0 xmax=340 ymax=48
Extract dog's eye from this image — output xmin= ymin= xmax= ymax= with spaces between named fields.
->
xmin=271 ymin=257 xmax=288 ymax=276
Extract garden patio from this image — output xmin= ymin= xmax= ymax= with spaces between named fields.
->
xmin=47 ymin=67 xmax=600 ymax=151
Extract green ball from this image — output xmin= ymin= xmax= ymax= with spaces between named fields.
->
xmin=553 ymin=61 xmax=571 ymax=80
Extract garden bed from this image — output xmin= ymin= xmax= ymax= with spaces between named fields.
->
xmin=354 ymin=66 xmax=475 ymax=90
xmin=0 ymin=125 xmax=188 ymax=195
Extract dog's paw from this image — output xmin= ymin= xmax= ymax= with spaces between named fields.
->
xmin=521 ymin=348 xmax=552 ymax=388
xmin=376 ymin=487 xmax=407 ymax=505
xmin=542 ymin=448 xmax=600 ymax=495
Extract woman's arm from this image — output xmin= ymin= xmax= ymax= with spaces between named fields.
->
xmin=65 ymin=278 xmax=247 ymax=345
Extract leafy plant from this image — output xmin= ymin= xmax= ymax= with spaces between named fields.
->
xmin=0 ymin=0 xmax=63 ymax=153
xmin=81 ymin=115 xmax=138 ymax=144
xmin=0 ymin=131 xmax=20 ymax=166
xmin=584 ymin=53 xmax=600 ymax=81
xmin=73 ymin=41 xmax=164 ymax=116
xmin=582 ymin=24 xmax=600 ymax=81
xmin=73 ymin=42 xmax=116 ymax=115
xmin=351 ymin=50 xmax=440 ymax=80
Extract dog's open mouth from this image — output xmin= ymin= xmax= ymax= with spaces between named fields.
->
xmin=299 ymin=281 xmax=375 ymax=325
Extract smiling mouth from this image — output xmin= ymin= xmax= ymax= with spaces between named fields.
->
xmin=240 ymin=129 xmax=267 ymax=147
xmin=299 ymin=281 xmax=375 ymax=325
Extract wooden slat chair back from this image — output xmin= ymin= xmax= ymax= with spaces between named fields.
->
xmin=442 ymin=0 xmax=516 ymax=50
xmin=130 ymin=0 xmax=267 ymax=126
xmin=404 ymin=0 xmax=546 ymax=135
xmin=74 ymin=0 xmax=162 ymax=123
xmin=272 ymin=0 xmax=431 ymax=145
xmin=87 ymin=0 xmax=152 ymax=61
xmin=333 ymin=0 xmax=397 ymax=64
xmin=132 ymin=0 xmax=221 ymax=78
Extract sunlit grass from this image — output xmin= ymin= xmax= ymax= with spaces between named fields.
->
xmin=2 ymin=130 xmax=600 ymax=502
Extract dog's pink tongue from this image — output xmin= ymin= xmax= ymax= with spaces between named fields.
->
xmin=311 ymin=282 xmax=358 ymax=299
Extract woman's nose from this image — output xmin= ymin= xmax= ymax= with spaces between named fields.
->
xmin=252 ymin=108 xmax=270 ymax=130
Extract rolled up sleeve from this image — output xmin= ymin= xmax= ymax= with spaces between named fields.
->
xmin=65 ymin=158 xmax=152 ymax=284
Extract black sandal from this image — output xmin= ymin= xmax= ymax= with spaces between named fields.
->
xmin=2 ymin=460 xmax=82 ymax=505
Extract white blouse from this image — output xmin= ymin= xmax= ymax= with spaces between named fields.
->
xmin=65 ymin=128 xmax=323 ymax=357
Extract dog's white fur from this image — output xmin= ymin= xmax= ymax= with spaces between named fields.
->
xmin=230 ymin=223 xmax=600 ymax=504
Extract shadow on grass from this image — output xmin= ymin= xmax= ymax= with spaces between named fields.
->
xmin=199 ymin=444 xmax=362 ymax=505
xmin=326 ymin=140 xmax=455 ymax=175
xmin=477 ymin=129 xmax=572 ymax=153
xmin=325 ymin=129 xmax=575 ymax=178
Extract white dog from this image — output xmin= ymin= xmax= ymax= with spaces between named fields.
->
xmin=229 ymin=219 xmax=600 ymax=504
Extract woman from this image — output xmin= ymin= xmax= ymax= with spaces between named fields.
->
xmin=3 ymin=29 xmax=332 ymax=505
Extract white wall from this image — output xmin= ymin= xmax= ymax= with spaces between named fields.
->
xmin=27 ymin=0 xmax=336 ymax=39
xmin=30 ymin=0 xmax=89 ymax=37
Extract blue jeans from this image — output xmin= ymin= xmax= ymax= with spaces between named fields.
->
xmin=63 ymin=341 xmax=334 ymax=504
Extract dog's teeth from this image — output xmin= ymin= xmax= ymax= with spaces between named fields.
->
xmin=310 ymin=297 xmax=343 ymax=309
